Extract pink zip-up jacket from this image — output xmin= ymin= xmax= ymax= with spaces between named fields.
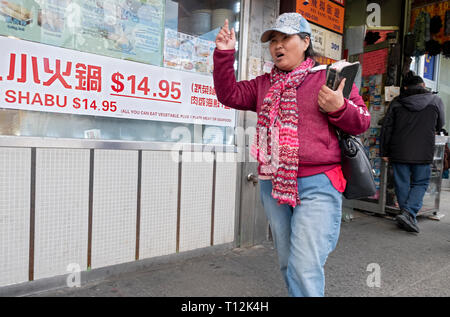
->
xmin=213 ymin=49 xmax=371 ymax=177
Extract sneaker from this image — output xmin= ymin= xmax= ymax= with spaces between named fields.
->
xmin=396 ymin=210 xmax=420 ymax=233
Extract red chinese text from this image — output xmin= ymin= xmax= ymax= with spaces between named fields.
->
xmin=1 ymin=53 xmax=102 ymax=92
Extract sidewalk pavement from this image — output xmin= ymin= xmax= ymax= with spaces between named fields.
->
xmin=30 ymin=189 xmax=450 ymax=297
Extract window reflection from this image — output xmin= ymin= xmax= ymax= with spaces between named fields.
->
xmin=164 ymin=0 xmax=239 ymax=75
xmin=0 ymin=0 xmax=240 ymax=145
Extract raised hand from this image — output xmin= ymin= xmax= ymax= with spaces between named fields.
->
xmin=215 ymin=19 xmax=236 ymax=51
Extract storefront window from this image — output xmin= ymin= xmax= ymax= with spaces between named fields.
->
xmin=410 ymin=54 xmax=440 ymax=92
xmin=411 ymin=54 xmax=450 ymax=134
xmin=437 ymin=57 xmax=450 ymax=133
xmin=0 ymin=0 xmax=241 ymax=144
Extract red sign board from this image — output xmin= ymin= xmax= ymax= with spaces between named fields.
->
xmin=0 ymin=37 xmax=235 ymax=127
xmin=296 ymin=0 xmax=345 ymax=34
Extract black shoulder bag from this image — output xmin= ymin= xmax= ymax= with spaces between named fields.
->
xmin=325 ymin=61 xmax=376 ymax=199
xmin=336 ymin=129 xmax=377 ymax=200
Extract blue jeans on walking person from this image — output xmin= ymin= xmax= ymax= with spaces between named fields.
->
xmin=259 ymin=173 xmax=342 ymax=297
xmin=392 ymin=163 xmax=431 ymax=218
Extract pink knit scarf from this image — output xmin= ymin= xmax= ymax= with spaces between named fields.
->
xmin=251 ymin=58 xmax=315 ymax=207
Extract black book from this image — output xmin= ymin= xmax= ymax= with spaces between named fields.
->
xmin=325 ymin=60 xmax=360 ymax=99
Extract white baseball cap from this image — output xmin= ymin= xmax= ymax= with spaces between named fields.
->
xmin=261 ymin=12 xmax=312 ymax=43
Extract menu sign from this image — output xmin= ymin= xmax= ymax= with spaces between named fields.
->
xmin=0 ymin=36 xmax=236 ymax=127
xmin=0 ymin=0 xmax=165 ymax=66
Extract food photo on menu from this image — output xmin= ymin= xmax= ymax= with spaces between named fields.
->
xmin=0 ymin=0 xmax=166 ymax=66
xmin=179 ymin=32 xmax=196 ymax=72
xmin=164 ymin=28 xmax=215 ymax=76
xmin=164 ymin=28 xmax=181 ymax=69
xmin=0 ymin=0 xmax=32 ymax=25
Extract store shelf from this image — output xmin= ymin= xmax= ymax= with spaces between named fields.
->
xmin=352 ymin=135 xmax=446 ymax=216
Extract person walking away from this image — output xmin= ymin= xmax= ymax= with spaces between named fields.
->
xmin=213 ymin=13 xmax=370 ymax=297
xmin=444 ymin=143 xmax=450 ymax=179
xmin=441 ymin=129 xmax=449 ymax=179
xmin=381 ymin=72 xmax=445 ymax=233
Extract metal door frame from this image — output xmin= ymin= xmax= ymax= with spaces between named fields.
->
xmin=233 ymin=0 xmax=271 ymax=248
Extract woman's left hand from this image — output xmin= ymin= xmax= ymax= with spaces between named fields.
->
xmin=318 ymin=78 xmax=346 ymax=113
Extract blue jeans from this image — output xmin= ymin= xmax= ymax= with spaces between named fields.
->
xmin=260 ymin=174 xmax=342 ymax=297
xmin=392 ymin=163 xmax=431 ymax=217
xmin=443 ymin=170 xmax=449 ymax=179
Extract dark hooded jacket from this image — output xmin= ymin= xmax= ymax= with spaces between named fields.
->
xmin=380 ymin=85 xmax=445 ymax=164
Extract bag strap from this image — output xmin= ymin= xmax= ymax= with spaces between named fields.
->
xmin=334 ymin=127 xmax=348 ymax=141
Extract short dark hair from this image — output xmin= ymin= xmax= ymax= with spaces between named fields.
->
xmin=403 ymin=71 xmax=424 ymax=87
xmin=298 ymin=33 xmax=317 ymax=60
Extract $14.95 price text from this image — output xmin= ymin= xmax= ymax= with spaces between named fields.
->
xmin=111 ymin=72 xmax=182 ymax=100
xmin=3 ymin=90 xmax=117 ymax=112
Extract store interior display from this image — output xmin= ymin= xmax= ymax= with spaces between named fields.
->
xmin=0 ymin=0 xmax=241 ymax=144
xmin=356 ymin=29 xmax=396 ymax=202
xmin=446 ymin=9 xmax=450 ymax=35
xmin=0 ymin=0 xmax=167 ymax=66
xmin=386 ymin=40 xmax=401 ymax=86
xmin=410 ymin=2 xmax=450 ymax=57
xmin=425 ymin=39 xmax=442 ymax=56
xmin=430 ymin=15 xmax=443 ymax=34
xmin=175 ymin=0 xmax=237 ymax=36
xmin=164 ymin=0 xmax=239 ymax=76
xmin=191 ymin=9 xmax=212 ymax=35
xmin=0 ymin=0 xmax=240 ymax=75
xmin=351 ymin=24 xmax=446 ymax=215
xmin=364 ymin=31 xmax=381 ymax=45
xmin=211 ymin=8 xmax=235 ymax=30
xmin=404 ymin=33 xmax=416 ymax=57
xmin=0 ymin=0 xmax=32 ymax=25
xmin=443 ymin=40 xmax=450 ymax=58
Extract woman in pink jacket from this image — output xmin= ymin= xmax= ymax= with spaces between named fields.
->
xmin=213 ymin=13 xmax=370 ymax=297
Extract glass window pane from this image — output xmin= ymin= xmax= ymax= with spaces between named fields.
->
xmin=0 ymin=0 xmax=241 ymax=145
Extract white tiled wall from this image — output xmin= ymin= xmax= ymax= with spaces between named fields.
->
xmin=0 ymin=146 xmax=239 ymax=288
xmin=179 ymin=152 xmax=214 ymax=252
xmin=0 ymin=148 xmax=31 ymax=287
xmin=214 ymin=154 xmax=238 ymax=245
xmin=139 ymin=151 xmax=178 ymax=258
xmin=34 ymin=149 xmax=90 ymax=280
xmin=91 ymin=150 xmax=138 ymax=269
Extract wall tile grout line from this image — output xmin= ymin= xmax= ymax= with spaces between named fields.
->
xmin=176 ymin=151 xmax=182 ymax=253
xmin=87 ymin=149 xmax=94 ymax=269
xmin=135 ymin=150 xmax=142 ymax=261
xmin=28 ymin=148 xmax=36 ymax=281
xmin=211 ymin=151 xmax=217 ymax=246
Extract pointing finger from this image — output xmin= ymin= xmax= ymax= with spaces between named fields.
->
xmin=224 ymin=19 xmax=229 ymax=33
